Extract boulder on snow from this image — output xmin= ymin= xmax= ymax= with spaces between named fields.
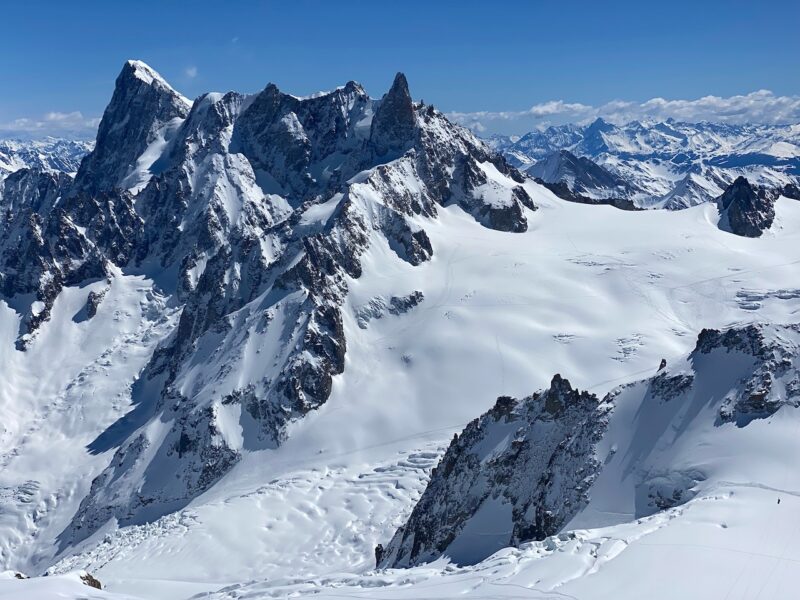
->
xmin=79 ymin=572 xmax=102 ymax=589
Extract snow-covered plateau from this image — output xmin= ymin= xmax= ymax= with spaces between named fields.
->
xmin=1 ymin=61 xmax=800 ymax=600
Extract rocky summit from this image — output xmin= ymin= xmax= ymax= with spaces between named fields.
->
xmin=716 ymin=176 xmax=776 ymax=237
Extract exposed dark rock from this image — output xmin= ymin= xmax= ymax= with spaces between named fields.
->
xmin=355 ymin=291 xmax=424 ymax=329
xmin=777 ymin=182 xmax=800 ymax=200
xmin=534 ymin=177 xmax=641 ymax=211
xmin=379 ymin=375 xmax=609 ymax=567
xmin=370 ymin=72 xmax=416 ymax=157
xmin=694 ymin=324 xmax=800 ymax=426
xmin=79 ymin=572 xmax=102 ymax=589
xmin=716 ymin=176 xmax=775 ymax=237
xmin=85 ymin=288 xmax=108 ymax=319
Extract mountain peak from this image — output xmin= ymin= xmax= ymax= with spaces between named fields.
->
xmin=370 ymin=72 xmax=415 ymax=156
xmin=73 ymin=60 xmax=192 ymax=192
xmin=389 ymin=72 xmax=410 ymax=97
xmin=120 ymin=60 xmax=189 ymax=104
xmin=586 ymin=116 xmax=612 ymax=131
xmin=124 ymin=59 xmax=166 ymax=86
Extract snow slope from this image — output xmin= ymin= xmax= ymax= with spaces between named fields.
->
xmin=20 ymin=192 xmax=800 ymax=600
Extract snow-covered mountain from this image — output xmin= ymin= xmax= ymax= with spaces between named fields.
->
xmin=0 ymin=138 xmax=93 ymax=176
xmin=490 ymin=119 xmax=800 ymax=208
xmin=526 ymin=149 xmax=633 ymax=200
xmin=2 ymin=61 xmax=800 ymax=600
xmin=0 ymin=59 xmax=535 ymax=559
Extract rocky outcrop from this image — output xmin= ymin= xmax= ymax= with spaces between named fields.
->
xmin=379 ymin=375 xmax=609 ymax=567
xmin=355 ymin=291 xmax=424 ymax=328
xmin=370 ymin=73 xmax=416 ymax=157
xmin=778 ymin=182 xmax=800 ymax=200
xmin=380 ymin=323 xmax=800 ymax=568
xmin=0 ymin=168 xmax=133 ymax=346
xmin=74 ymin=60 xmax=191 ymax=193
xmin=693 ymin=324 xmax=800 ymax=426
xmin=717 ymin=176 xmax=775 ymax=237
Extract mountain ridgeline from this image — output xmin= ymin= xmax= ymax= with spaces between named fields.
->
xmin=489 ymin=118 xmax=800 ymax=209
xmin=0 ymin=61 xmax=536 ymax=544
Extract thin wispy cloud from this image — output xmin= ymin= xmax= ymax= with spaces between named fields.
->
xmin=448 ymin=90 xmax=800 ymax=134
xmin=185 ymin=66 xmax=198 ymax=79
xmin=0 ymin=111 xmax=100 ymax=139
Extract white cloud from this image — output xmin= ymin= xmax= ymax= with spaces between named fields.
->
xmin=0 ymin=111 xmax=100 ymax=139
xmin=185 ymin=66 xmax=198 ymax=79
xmin=448 ymin=90 xmax=800 ymax=134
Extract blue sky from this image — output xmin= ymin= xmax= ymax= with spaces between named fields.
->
xmin=2 ymin=0 xmax=799 ymax=137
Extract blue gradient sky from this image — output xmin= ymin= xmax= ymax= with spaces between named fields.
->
xmin=2 ymin=0 xmax=799 ymax=136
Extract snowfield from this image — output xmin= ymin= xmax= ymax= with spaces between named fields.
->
xmin=2 ymin=183 xmax=800 ymax=599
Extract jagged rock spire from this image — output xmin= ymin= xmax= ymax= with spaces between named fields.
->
xmin=370 ymin=72 xmax=416 ymax=156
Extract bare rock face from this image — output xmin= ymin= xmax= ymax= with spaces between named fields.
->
xmin=379 ymin=375 xmax=609 ymax=568
xmin=370 ymin=72 xmax=416 ymax=157
xmin=717 ymin=176 xmax=775 ymax=237
xmin=79 ymin=572 xmax=102 ymax=589
xmin=0 ymin=168 xmax=137 ymax=347
xmin=774 ymin=182 xmax=800 ymax=201
xmin=74 ymin=60 xmax=191 ymax=193
xmin=694 ymin=324 xmax=800 ymax=426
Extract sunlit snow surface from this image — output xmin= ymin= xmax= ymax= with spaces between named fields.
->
xmin=3 ymin=184 xmax=800 ymax=599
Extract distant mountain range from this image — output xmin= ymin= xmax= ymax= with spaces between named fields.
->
xmin=0 ymin=138 xmax=93 ymax=176
xmin=486 ymin=119 xmax=800 ymax=209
